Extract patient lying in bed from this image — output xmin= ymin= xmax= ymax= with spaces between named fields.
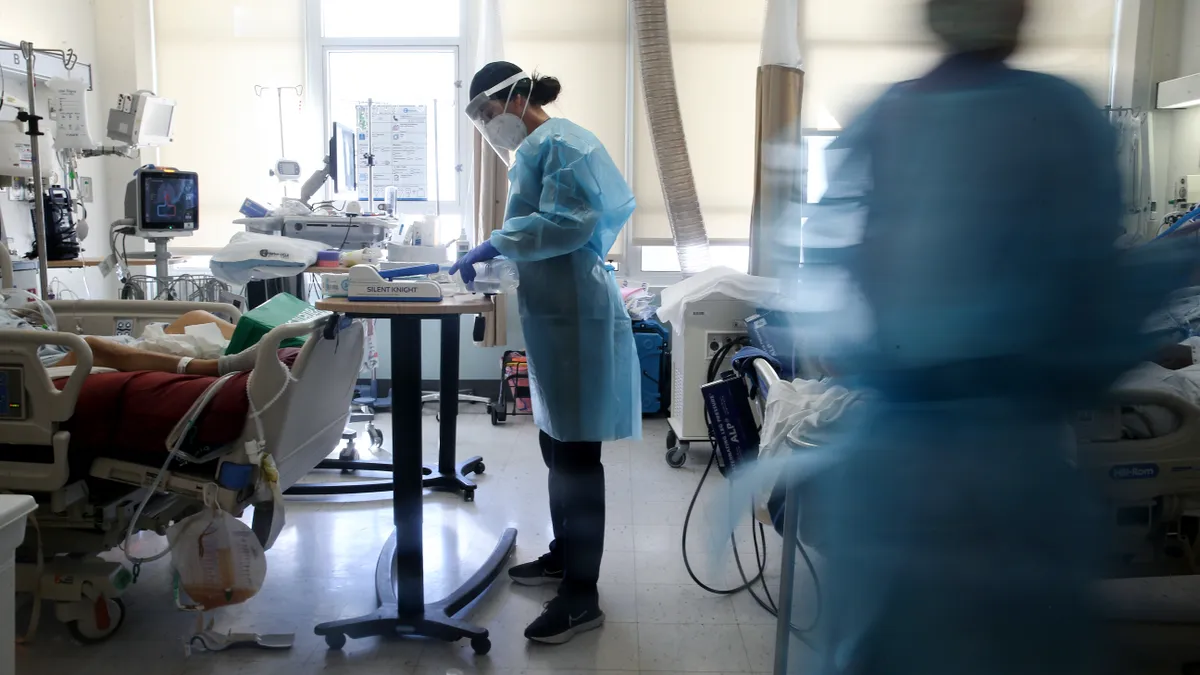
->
xmin=10 ymin=308 xmax=262 ymax=376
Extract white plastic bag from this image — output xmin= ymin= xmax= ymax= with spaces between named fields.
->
xmin=210 ymin=232 xmax=325 ymax=285
xmin=0 ymin=288 xmax=56 ymax=331
xmin=168 ymin=508 xmax=267 ymax=611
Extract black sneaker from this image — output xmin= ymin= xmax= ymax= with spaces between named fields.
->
xmin=508 ymin=553 xmax=564 ymax=586
xmin=524 ymin=595 xmax=605 ymax=645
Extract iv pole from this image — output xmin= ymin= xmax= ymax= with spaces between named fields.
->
xmin=0 ymin=41 xmax=76 ymax=298
xmin=255 ymin=85 xmax=303 ymax=197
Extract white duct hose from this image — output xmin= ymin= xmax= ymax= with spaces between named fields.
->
xmin=761 ymin=0 xmax=803 ymax=68
xmin=633 ymin=0 xmax=711 ymax=274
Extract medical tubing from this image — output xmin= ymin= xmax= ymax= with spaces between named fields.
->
xmin=680 ymin=336 xmax=764 ymax=595
xmin=680 ymin=447 xmax=766 ymax=595
xmin=122 ymin=373 xmax=239 ymax=565
xmin=682 ymin=336 xmax=823 ymax=641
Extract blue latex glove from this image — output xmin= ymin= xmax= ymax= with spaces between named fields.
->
xmin=449 ymin=240 xmax=500 ymax=290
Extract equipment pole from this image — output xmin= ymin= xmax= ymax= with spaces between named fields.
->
xmin=20 ymin=42 xmax=50 ymax=297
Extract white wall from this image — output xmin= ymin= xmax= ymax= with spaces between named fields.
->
xmin=0 ymin=0 xmax=155 ymax=299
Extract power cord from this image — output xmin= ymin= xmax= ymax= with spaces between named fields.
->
xmin=680 ymin=335 xmax=823 ymax=644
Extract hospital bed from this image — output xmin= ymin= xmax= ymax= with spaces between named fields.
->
xmin=744 ymin=358 xmax=1200 ymax=673
xmin=0 ymin=296 xmax=365 ymax=642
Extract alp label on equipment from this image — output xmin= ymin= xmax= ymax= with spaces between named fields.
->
xmin=1110 ymin=463 xmax=1159 ymax=480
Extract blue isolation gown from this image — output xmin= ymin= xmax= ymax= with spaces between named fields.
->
xmin=789 ymin=55 xmax=1200 ymax=675
xmin=490 ymin=118 xmax=641 ymax=443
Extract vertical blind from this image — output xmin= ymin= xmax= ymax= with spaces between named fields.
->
xmin=154 ymin=0 xmax=307 ymax=248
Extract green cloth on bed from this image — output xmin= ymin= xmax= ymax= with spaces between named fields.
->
xmin=225 ymin=293 xmax=326 ymax=355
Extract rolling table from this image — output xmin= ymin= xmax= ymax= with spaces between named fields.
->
xmin=311 ymin=296 xmax=517 ymax=654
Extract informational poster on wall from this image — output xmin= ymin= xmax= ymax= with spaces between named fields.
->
xmin=354 ymin=103 xmax=428 ymax=202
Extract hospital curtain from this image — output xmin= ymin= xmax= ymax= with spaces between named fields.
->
xmin=153 ymin=0 xmax=307 ymax=249
xmin=473 ymin=0 xmax=509 ymax=346
xmin=473 ymin=0 xmax=508 ymax=245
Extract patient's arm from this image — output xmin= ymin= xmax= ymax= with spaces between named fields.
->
xmin=51 ymin=310 xmax=257 ymax=375
xmin=162 ymin=310 xmax=237 ymax=341
xmin=56 ymin=337 xmax=222 ymax=376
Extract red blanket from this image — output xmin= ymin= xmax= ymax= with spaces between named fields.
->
xmin=52 ymin=349 xmax=301 ymax=470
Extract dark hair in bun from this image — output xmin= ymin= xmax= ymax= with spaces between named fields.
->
xmin=469 ymin=61 xmax=561 ymax=107
xmin=528 ymin=74 xmax=562 ymax=106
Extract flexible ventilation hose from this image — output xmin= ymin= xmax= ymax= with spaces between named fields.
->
xmin=633 ymin=0 xmax=711 ymax=273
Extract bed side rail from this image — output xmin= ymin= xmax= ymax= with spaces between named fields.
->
xmin=0 ymin=330 xmax=92 ymax=425
xmin=1082 ymin=387 xmax=1200 ymax=457
xmin=47 ymin=300 xmax=242 ymax=337
xmin=0 ymin=330 xmax=94 ymax=491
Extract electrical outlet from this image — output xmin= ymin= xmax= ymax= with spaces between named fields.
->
xmin=705 ymin=331 xmax=747 ymax=358
xmin=79 ymin=176 xmax=94 ymax=203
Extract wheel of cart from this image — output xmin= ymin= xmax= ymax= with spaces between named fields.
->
xmin=665 ymin=429 xmax=690 ymax=468
xmin=488 ymin=401 xmax=507 ymax=426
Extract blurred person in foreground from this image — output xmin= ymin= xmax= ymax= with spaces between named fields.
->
xmin=746 ymin=0 xmax=1200 ymax=673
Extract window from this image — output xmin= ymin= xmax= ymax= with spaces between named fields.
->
xmin=639 ymin=131 xmax=836 ymax=273
xmin=312 ymin=0 xmax=467 ymax=245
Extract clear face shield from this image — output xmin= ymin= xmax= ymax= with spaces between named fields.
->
xmin=466 ymin=72 xmax=532 ymax=167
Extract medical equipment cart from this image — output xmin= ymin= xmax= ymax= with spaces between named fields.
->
xmin=310 ymin=296 xmax=516 ymax=654
xmin=488 ymin=350 xmax=532 ymax=426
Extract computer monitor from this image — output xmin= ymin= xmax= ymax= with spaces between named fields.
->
xmin=329 ymin=122 xmax=358 ymax=197
xmin=124 ymin=168 xmax=199 ymax=237
xmin=106 ymin=93 xmax=176 ymax=147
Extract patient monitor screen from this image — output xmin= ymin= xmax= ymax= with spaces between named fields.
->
xmin=140 ymin=171 xmax=198 ymax=232
xmin=0 ymin=368 xmax=25 ymax=420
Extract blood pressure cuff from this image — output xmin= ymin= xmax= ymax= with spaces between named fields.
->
xmin=226 ymin=293 xmax=327 ymax=355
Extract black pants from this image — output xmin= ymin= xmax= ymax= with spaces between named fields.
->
xmin=539 ymin=430 xmax=605 ymax=603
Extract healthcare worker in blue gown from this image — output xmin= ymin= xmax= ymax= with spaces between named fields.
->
xmin=453 ymin=61 xmax=640 ymax=645
xmin=777 ymin=0 xmax=1200 ymax=673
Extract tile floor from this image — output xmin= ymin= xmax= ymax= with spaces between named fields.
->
xmin=15 ymin=411 xmax=817 ymax=675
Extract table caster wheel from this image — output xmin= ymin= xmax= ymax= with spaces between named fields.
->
xmin=67 ymin=596 xmax=125 ymax=644
xmin=471 ymin=635 xmax=491 ymax=655
xmin=367 ymin=424 xmax=383 ymax=449
xmin=464 ymin=488 xmax=476 ymax=503
xmin=325 ymin=632 xmax=347 ymax=650
xmin=666 ymin=429 xmax=677 ymax=450
xmin=339 ymin=445 xmax=358 ymax=475
xmin=665 ymin=447 xmax=687 ymax=468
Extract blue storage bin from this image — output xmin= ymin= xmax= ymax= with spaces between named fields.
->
xmin=632 ymin=319 xmax=670 ymax=416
